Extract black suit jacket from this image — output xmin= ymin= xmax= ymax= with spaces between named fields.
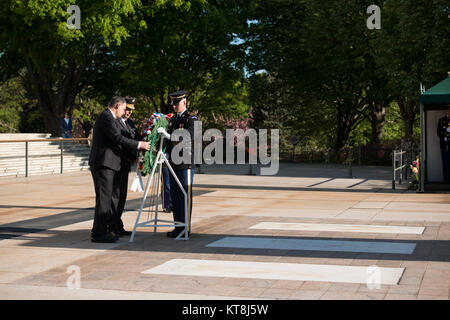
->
xmin=89 ymin=109 xmax=139 ymax=171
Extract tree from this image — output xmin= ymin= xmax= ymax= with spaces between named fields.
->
xmin=116 ymin=0 xmax=249 ymax=115
xmin=245 ymin=0 xmax=328 ymax=155
xmin=372 ymin=0 xmax=450 ymax=142
xmin=0 ymin=77 xmax=23 ymax=133
xmin=0 ymin=0 xmax=144 ymax=136
xmin=0 ymin=76 xmax=43 ymax=133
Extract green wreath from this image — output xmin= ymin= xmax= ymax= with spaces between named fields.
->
xmin=140 ymin=118 xmax=169 ymax=176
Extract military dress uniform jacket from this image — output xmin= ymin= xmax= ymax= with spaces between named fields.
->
xmin=437 ymin=116 xmax=450 ymax=150
xmin=166 ymin=110 xmax=198 ymax=171
xmin=117 ymin=118 xmax=141 ymax=166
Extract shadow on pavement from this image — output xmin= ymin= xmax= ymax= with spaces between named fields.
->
xmin=7 ymin=227 xmax=450 ymax=264
xmin=195 ymin=182 xmax=401 ymax=193
xmin=200 ymin=163 xmax=393 ymax=180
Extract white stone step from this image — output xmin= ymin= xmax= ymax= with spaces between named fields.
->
xmin=0 ymin=133 xmax=51 ymax=140
xmin=0 ymin=134 xmax=91 ymax=178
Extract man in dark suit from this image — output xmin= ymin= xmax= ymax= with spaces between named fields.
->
xmin=61 ymin=113 xmax=72 ymax=138
xmin=113 ymin=97 xmax=142 ymax=236
xmin=157 ymin=91 xmax=198 ymax=239
xmin=89 ymin=96 xmax=150 ymax=243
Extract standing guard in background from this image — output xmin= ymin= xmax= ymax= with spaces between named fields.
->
xmin=437 ymin=107 xmax=450 ymax=183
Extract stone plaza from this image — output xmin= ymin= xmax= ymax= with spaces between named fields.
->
xmin=0 ymin=163 xmax=449 ymax=300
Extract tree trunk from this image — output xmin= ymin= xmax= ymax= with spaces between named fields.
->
xmin=40 ymin=103 xmax=62 ymax=137
xmin=403 ymin=116 xmax=414 ymax=142
xmin=332 ymin=104 xmax=350 ymax=162
xmin=160 ymin=88 xmax=169 ymax=114
xmin=22 ymin=44 xmax=91 ymax=136
xmin=333 ymin=128 xmax=347 ymax=155
xmin=397 ymin=95 xmax=418 ymax=143
xmin=33 ymin=83 xmax=77 ymax=137
xmin=331 ymin=98 xmax=369 ymax=162
xmin=370 ymin=102 xmax=386 ymax=145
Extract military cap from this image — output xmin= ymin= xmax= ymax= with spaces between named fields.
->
xmin=168 ymin=90 xmax=187 ymax=105
xmin=125 ymin=96 xmax=136 ymax=110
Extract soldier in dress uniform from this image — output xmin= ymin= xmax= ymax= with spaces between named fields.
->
xmin=157 ymin=90 xmax=198 ymax=238
xmin=437 ymin=107 xmax=450 ymax=183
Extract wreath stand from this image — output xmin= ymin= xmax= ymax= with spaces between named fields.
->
xmin=130 ymin=134 xmax=189 ymax=242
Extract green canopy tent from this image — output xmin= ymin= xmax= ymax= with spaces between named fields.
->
xmin=420 ymin=77 xmax=450 ymax=104
xmin=419 ymin=76 xmax=450 ymax=192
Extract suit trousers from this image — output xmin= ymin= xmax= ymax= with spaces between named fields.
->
xmin=90 ymin=166 xmax=121 ymax=236
xmin=114 ymin=162 xmax=131 ymax=232
xmin=169 ymin=168 xmax=194 ymax=232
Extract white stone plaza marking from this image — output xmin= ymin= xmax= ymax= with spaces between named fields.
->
xmin=206 ymin=237 xmax=416 ymax=254
xmin=250 ymin=222 xmax=425 ymax=234
xmin=142 ymin=259 xmax=404 ymax=285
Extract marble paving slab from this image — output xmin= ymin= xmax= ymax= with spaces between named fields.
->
xmin=142 ymin=259 xmax=404 ymax=285
xmin=206 ymin=237 xmax=416 ymax=254
xmin=249 ymin=222 xmax=425 ymax=234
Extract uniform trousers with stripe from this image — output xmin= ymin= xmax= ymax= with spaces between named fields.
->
xmin=169 ymin=168 xmax=194 ymax=232
xmin=161 ymin=166 xmax=172 ymax=210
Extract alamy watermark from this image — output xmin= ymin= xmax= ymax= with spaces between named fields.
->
xmin=66 ymin=265 xmax=81 ymax=289
xmin=366 ymin=5 xmax=381 ymax=30
xmin=366 ymin=265 xmax=381 ymax=289
xmin=66 ymin=5 xmax=81 ymax=30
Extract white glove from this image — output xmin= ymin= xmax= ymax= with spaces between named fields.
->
xmin=130 ymin=171 xmax=144 ymax=192
xmin=157 ymin=127 xmax=170 ymax=139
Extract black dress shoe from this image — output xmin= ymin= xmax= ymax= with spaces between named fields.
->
xmin=117 ymin=229 xmax=132 ymax=237
xmin=167 ymin=229 xmax=190 ymax=238
xmin=166 ymin=229 xmax=176 ymax=237
xmin=91 ymin=233 xmax=118 ymax=243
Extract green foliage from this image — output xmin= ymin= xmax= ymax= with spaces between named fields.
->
xmin=0 ymin=77 xmax=24 ymax=133
xmin=381 ymin=102 xmax=406 ymax=143
xmin=0 ymin=0 xmax=448 ymax=165
xmin=190 ymin=74 xmax=250 ymax=124
xmin=116 ymin=0 xmax=249 ymax=114
xmin=72 ymin=91 xmax=106 ymax=137
xmin=0 ymin=0 xmax=145 ymax=136
xmin=372 ymin=0 xmax=449 ymax=92
xmin=246 ymin=0 xmax=449 ymax=159
xmin=369 ymin=0 xmax=450 ymax=140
